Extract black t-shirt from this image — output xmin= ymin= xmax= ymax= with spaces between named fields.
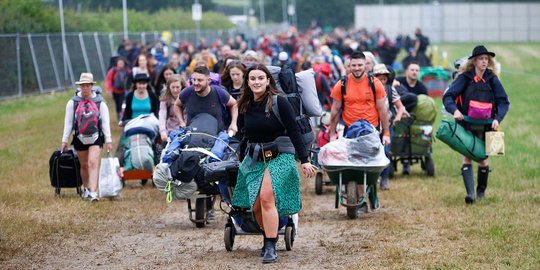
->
xmin=239 ymin=95 xmax=308 ymax=163
xmin=181 ymin=86 xmax=230 ymax=131
xmin=397 ymin=76 xmax=428 ymax=96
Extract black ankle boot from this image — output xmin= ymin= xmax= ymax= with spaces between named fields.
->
xmin=477 ymin=166 xmax=490 ymax=199
xmin=462 ymin=164 xmax=475 ymax=204
xmin=260 ymin=236 xmax=266 ymax=257
xmin=262 ymin=237 xmax=278 ymax=263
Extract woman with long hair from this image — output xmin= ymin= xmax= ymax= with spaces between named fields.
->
xmin=232 ymin=64 xmax=316 ymax=263
xmin=220 ymin=60 xmax=246 ymax=100
xmin=443 ymin=45 xmax=510 ymax=204
xmin=158 ymin=74 xmax=187 ymax=142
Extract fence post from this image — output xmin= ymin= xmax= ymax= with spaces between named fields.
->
xmin=94 ymin=32 xmax=106 ymax=79
xmin=16 ymin=34 xmax=22 ymax=97
xmin=27 ymin=34 xmax=44 ymax=94
xmin=47 ymin=34 xmax=62 ymax=90
xmin=109 ymin=33 xmax=115 ymax=56
xmin=141 ymin=32 xmax=146 ymax=46
xmin=79 ymin=33 xmax=91 ymax=72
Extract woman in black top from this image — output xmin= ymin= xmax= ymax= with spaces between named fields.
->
xmin=221 ymin=60 xmax=246 ymax=100
xmin=232 ymin=64 xmax=315 ymax=264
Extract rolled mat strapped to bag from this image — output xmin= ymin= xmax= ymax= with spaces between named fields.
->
xmin=435 ymin=119 xmax=486 ymax=162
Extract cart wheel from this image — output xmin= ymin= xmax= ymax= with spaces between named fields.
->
xmin=140 ymin=180 xmax=148 ymax=186
xmin=224 ymin=226 xmax=235 ymax=251
xmin=388 ymin=162 xmax=395 ymax=179
xmin=285 ymin=225 xmax=295 ymax=251
xmin=195 ymin=198 xmax=207 ymax=228
xmin=425 ymin=156 xmax=435 ymax=177
xmin=315 ymin=172 xmax=323 ymax=195
xmin=54 ymin=187 xmax=61 ymax=197
xmin=346 ymin=181 xmax=358 ymax=219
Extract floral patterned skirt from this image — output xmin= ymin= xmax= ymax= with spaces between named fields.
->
xmin=231 ymin=153 xmax=301 ymax=216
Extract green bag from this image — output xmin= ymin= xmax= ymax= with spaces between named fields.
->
xmin=435 ymin=119 xmax=486 ymax=162
xmin=411 ymin=94 xmax=437 ymax=124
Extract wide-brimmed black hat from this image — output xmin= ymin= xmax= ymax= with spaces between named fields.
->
xmin=132 ymin=73 xmax=150 ymax=82
xmin=468 ymin=45 xmax=496 ymax=59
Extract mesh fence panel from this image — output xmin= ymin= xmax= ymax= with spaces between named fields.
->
xmin=0 ymin=36 xmax=19 ymax=98
xmin=29 ymin=34 xmax=60 ymax=92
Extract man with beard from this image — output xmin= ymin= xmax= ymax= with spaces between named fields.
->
xmin=327 ymin=51 xmax=390 ymax=213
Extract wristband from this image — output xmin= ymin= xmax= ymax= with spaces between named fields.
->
xmin=383 ymin=133 xmax=390 ymax=137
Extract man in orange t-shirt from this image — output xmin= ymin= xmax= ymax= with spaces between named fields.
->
xmin=327 ymin=51 xmax=390 ymax=213
xmin=328 ymin=51 xmax=390 ymax=145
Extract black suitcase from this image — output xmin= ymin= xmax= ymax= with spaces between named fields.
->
xmin=49 ymin=149 xmax=83 ymax=196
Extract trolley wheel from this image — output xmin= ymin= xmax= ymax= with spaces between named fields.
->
xmin=55 ymin=187 xmax=61 ymax=196
xmin=224 ymin=226 xmax=235 ymax=251
xmin=425 ymin=155 xmax=435 ymax=177
xmin=195 ymin=198 xmax=207 ymax=228
xmin=315 ymin=172 xmax=323 ymax=195
xmin=285 ymin=225 xmax=295 ymax=251
xmin=76 ymin=186 xmax=82 ymax=195
xmin=140 ymin=180 xmax=148 ymax=186
xmin=346 ymin=181 xmax=358 ymax=219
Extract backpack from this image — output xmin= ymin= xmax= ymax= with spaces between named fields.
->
xmin=340 ymin=73 xmax=376 ymax=114
xmin=113 ymin=67 xmax=128 ymax=90
xmin=179 ymin=85 xmax=231 ymax=128
xmin=72 ymin=88 xmax=103 ymax=144
xmin=456 ymin=72 xmax=496 ymax=121
xmin=270 ymin=95 xmax=314 ymax=153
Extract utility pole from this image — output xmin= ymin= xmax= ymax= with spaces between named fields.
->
xmin=122 ymin=0 xmax=128 ymax=40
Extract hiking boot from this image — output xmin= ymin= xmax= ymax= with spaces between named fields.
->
xmin=462 ymin=164 xmax=475 ymax=204
xmin=262 ymin=237 xmax=278 ymax=263
xmin=380 ymin=177 xmax=390 ymax=190
xmin=477 ymin=166 xmax=490 ymax=199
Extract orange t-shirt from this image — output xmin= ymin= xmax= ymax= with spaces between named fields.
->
xmin=331 ymin=73 xmax=386 ymax=127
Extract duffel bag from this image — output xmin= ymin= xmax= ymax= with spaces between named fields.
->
xmin=201 ymin=160 xmax=240 ymax=183
xmin=435 ymin=119 xmax=486 ymax=162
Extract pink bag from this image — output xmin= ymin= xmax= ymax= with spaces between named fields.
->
xmin=467 ymin=100 xmax=492 ymax=120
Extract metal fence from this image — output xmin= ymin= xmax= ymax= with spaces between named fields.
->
xmin=0 ymin=29 xmax=240 ymax=99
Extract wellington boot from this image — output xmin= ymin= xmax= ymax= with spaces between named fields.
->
xmin=462 ymin=164 xmax=475 ymax=204
xmin=262 ymin=237 xmax=278 ymax=263
xmin=477 ymin=166 xmax=490 ymax=199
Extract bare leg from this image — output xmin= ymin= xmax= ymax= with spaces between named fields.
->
xmin=253 ymin=196 xmax=264 ymax=232
xmin=78 ymin=150 xmax=89 ymax=189
xmin=86 ymin=145 xmax=102 ymax=193
xmin=260 ymin=168 xmax=278 ymax=238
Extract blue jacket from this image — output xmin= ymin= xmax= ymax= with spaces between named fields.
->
xmin=443 ymin=69 xmax=510 ymax=123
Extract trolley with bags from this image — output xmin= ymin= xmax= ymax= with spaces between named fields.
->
xmin=318 ymin=120 xmax=390 ymax=219
xmin=49 ymin=148 xmax=83 ymax=196
xmin=116 ymin=114 xmax=160 ymax=186
xmin=390 ymin=94 xmax=437 ymax=177
xmin=153 ymin=113 xmax=238 ymax=228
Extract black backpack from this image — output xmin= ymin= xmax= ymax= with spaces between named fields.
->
xmin=457 ymin=71 xmax=496 ymax=120
xmin=113 ymin=67 xmax=128 ymax=90
xmin=276 ymin=65 xmax=314 ymax=149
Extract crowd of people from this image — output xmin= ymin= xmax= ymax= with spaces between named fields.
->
xmin=60 ymin=24 xmax=509 ymax=263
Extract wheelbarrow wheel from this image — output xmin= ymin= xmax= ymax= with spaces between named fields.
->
xmin=425 ymin=155 xmax=435 ymax=177
xmin=285 ymin=225 xmax=295 ymax=251
xmin=315 ymin=172 xmax=323 ymax=195
xmin=346 ymin=181 xmax=358 ymax=219
xmin=195 ymin=197 xmax=207 ymax=228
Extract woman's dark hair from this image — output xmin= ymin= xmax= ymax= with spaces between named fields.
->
xmin=218 ymin=55 xmax=240 ymax=74
xmin=221 ymin=60 xmax=246 ymax=90
xmin=154 ymin=64 xmax=177 ymax=89
xmin=237 ymin=64 xmax=279 ymax=114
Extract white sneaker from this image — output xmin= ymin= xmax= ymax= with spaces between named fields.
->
xmin=82 ymin=187 xmax=90 ymax=200
xmin=88 ymin=191 xmax=99 ymax=202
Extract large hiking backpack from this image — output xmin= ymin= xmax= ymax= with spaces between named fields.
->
xmin=271 ymin=96 xmax=314 ymax=152
xmin=72 ymin=89 xmax=103 ymax=144
xmin=457 ymin=72 xmax=496 ymax=121
xmin=113 ymin=67 xmax=128 ymax=89
xmin=276 ymin=65 xmax=315 ymax=150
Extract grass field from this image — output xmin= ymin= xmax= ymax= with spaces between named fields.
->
xmin=1 ymin=43 xmax=539 ymax=268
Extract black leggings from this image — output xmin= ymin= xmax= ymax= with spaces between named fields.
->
xmin=112 ymin=92 xmax=125 ymax=119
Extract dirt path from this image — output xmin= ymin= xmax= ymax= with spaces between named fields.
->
xmin=3 ymin=176 xmax=450 ymax=270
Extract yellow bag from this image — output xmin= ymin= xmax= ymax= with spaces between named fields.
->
xmin=485 ymin=131 xmax=505 ymax=156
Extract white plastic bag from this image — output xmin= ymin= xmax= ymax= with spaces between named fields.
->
xmin=99 ymin=156 xmax=122 ymax=197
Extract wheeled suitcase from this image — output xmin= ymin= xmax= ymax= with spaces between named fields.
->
xmin=49 ymin=148 xmax=83 ymax=196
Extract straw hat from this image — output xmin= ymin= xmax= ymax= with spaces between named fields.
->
xmin=75 ymin=73 xmax=96 ymax=85
xmin=373 ymin=64 xmax=390 ymax=75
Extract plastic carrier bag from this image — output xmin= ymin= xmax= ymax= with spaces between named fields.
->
xmin=99 ymin=156 xmax=122 ymax=197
